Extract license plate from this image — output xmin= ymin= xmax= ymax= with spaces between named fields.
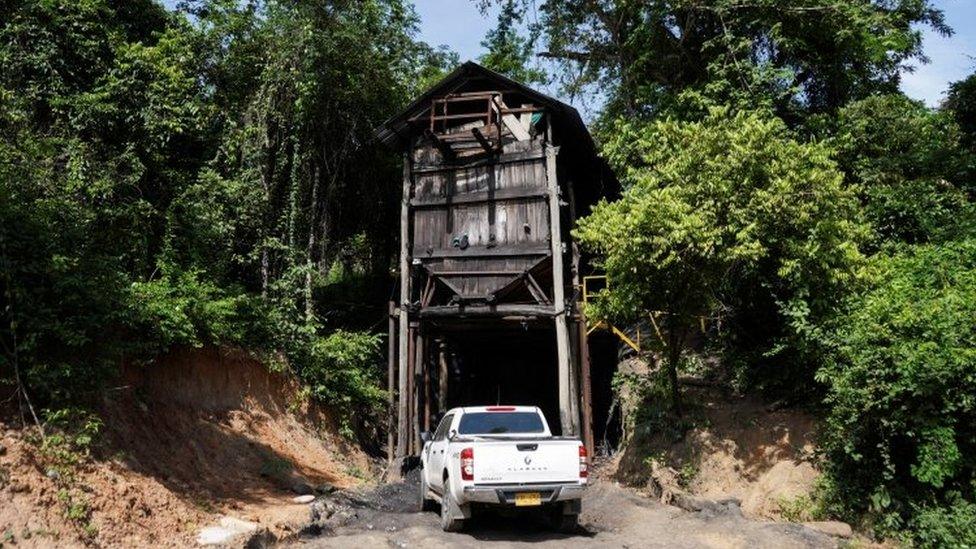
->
xmin=514 ymin=492 xmax=541 ymax=507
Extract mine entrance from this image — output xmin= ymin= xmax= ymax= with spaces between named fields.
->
xmin=439 ymin=324 xmax=562 ymax=434
xmin=423 ymin=320 xmax=617 ymax=441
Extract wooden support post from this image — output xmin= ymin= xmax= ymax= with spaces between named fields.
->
xmin=566 ymin=176 xmax=582 ymax=437
xmin=406 ymin=323 xmax=416 ymax=456
xmin=545 ymin=141 xmax=574 ymax=436
xmin=578 ymin=317 xmax=595 ymax=457
xmin=396 ymin=154 xmax=411 ymax=463
xmin=387 ymin=301 xmax=396 ymax=467
xmin=438 ymin=340 xmax=449 ymax=413
xmin=568 ymin=320 xmax=582 ymax=436
xmin=423 ymin=334 xmax=431 ymax=433
xmin=413 ymin=325 xmax=424 ymax=452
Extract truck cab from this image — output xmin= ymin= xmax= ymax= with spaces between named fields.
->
xmin=419 ymin=405 xmax=587 ymax=532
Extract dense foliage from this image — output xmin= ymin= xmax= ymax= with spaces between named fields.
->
xmin=0 ymin=0 xmax=454 ymax=439
xmin=829 ymin=94 xmax=975 ymax=246
xmin=817 ymin=240 xmax=976 ymax=540
xmin=945 ymin=73 xmax=976 ymax=152
xmin=497 ymin=0 xmax=948 ymax=120
xmin=477 ymin=0 xmax=546 ymax=85
xmin=575 ymin=109 xmax=864 ymax=412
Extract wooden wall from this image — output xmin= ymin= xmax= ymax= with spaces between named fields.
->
xmin=409 ymin=139 xmax=552 ymax=301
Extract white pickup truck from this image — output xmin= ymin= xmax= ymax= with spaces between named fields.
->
xmin=419 ymin=405 xmax=588 ymax=532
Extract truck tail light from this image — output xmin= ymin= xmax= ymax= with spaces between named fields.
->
xmin=460 ymin=447 xmax=474 ymax=481
xmin=579 ymin=444 xmax=588 ymax=479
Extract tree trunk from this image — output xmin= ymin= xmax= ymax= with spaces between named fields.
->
xmin=666 ymin=324 xmax=683 ymax=418
xmin=305 ymin=163 xmax=320 ymax=322
xmin=261 ymin=247 xmax=269 ymax=296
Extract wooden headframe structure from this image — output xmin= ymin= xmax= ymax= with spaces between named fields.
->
xmin=376 ymin=62 xmax=617 ymax=463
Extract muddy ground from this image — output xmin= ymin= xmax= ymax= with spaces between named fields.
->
xmin=288 ymin=468 xmax=839 ymax=549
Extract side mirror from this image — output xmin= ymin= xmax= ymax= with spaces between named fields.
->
xmin=420 ymin=431 xmax=432 ymax=443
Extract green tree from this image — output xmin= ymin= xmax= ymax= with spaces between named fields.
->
xmin=0 ymin=0 xmax=449 ymax=436
xmin=478 ymin=0 xmax=546 ymax=85
xmin=1 ymin=0 xmax=209 ymax=405
xmin=481 ymin=0 xmax=948 ymax=122
xmin=944 ymin=71 xmax=976 ymax=153
xmin=830 ymin=94 xmax=975 ymax=246
xmin=575 ymin=109 xmax=865 ymax=413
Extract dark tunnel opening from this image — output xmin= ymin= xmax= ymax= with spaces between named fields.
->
xmin=423 ymin=321 xmax=619 ymax=446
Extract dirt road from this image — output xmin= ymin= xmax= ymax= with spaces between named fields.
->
xmin=288 ymin=471 xmax=838 ymax=549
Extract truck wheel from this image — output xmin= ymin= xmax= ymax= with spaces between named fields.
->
xmin=440 ymin=486 xmax=465 ymax=532
xmin=419 ymin=472 xmax=436 ymax=512
xmin=551 ymin=511 xmax=578 ymax=533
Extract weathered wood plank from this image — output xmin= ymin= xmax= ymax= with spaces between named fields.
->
xmin=438 ymin=340 xmax=449 ymax=414
xmin=412 ymin=148 xmax=544 ymax=174
xmin=578 ymin=316 xmax=595 ymax=458
xmin=411 ymin=186 xmax=547 ymax=208
xmin=413 ymin=243 xmax=549 ymax=259
xmin=419 ymin=304 xmax=556 ymax=317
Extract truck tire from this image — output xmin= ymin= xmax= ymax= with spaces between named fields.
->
xmin=440 ymin=485 xmax=465 ymax=532
xmin=551 ymin=511 xmax=578 ymax=533
xmin=419 ymin=471 xmax=436 ymax=512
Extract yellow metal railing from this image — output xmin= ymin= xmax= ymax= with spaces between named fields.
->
xmin=580 ymin=275 xmax=719 ymax=355
xmin=580 ymin=275 xmax=641 ymax=353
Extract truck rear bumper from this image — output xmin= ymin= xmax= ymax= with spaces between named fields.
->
xmin=462 ymin=483 xmax=586 ymax=505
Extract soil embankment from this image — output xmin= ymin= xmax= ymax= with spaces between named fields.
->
xmin=611 ymin=356 xmax=823 ymax=522
xmin=0 ymin=347 xmax=371 ymax=547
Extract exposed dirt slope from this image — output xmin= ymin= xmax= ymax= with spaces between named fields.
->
xmin=614 ymin=373 xmax=820 ymax=520
xmin=0 ymin=347 xmax=371 ymax=547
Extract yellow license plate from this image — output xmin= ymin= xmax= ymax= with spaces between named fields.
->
xmin=514 ymin=492 xmax=542 ymax=507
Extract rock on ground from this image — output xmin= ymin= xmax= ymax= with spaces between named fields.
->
xmin=197 ymin=516 xmax=262 ymax=545
xmin=802 ymin=521 xmax=853 ymax=539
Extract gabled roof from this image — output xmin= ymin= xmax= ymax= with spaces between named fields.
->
xmin=375 ymin=61 xmax=595 ymax=157
xmin=375 ymin=61 xmax=618 ymax=211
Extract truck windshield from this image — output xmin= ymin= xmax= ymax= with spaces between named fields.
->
xmin=458 ymin=412 xmax=544 ymax=435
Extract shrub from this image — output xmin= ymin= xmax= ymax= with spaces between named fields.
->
xmin=910 ymin=495 xmax=976 ymax=548
xmin=300 ymin=329 xmax=386 ymax=439
xmin=129 ymin=269 xmax=249 ymax=350
xmin=817 ymin=239 xmax=976 ymax=537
